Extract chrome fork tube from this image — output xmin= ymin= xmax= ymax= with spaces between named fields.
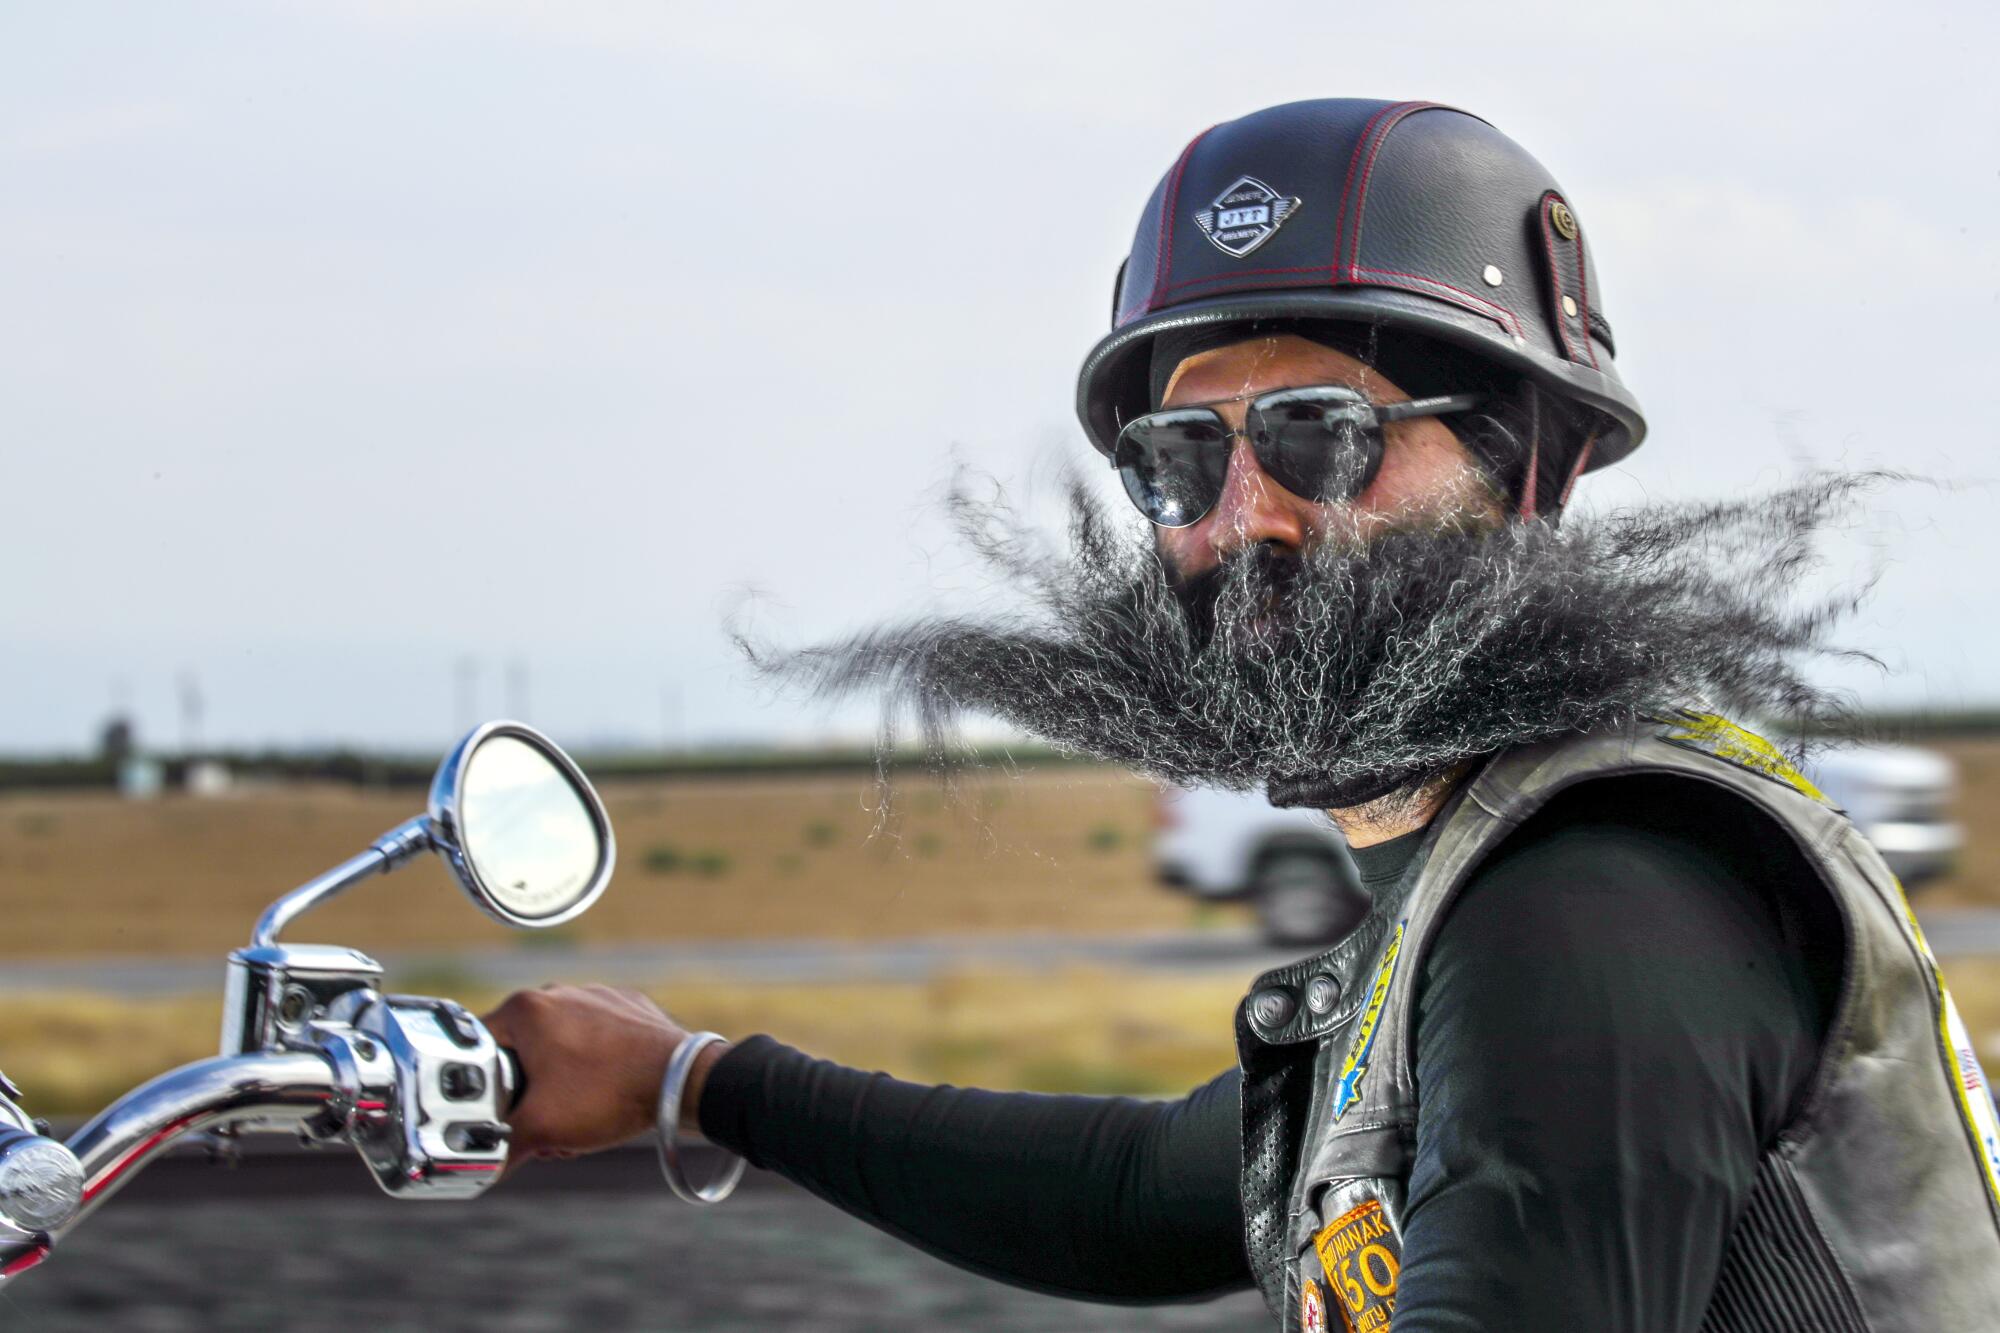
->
xmin=57 ymin=1051 xmax=333 ymax=1240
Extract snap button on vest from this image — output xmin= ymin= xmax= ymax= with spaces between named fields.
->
xmin=1249 ymin=987 xmax=1296 ymax=1032
xmin=1306 ymin=975 xmax=1340 ymax=1014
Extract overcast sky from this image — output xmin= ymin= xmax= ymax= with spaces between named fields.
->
xmin=3 ymin=1 xmax=1995 ymax=754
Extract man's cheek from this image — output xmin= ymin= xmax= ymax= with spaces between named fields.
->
xmin=1152 ymin=531 xmax=1213 ymax=582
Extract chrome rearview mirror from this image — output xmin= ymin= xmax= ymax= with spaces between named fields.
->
xmin=428 ymin=721 xmax=615 ymax=928
xmin=190 ymin=722 xmax=617 ymax=1210
xmin=247 ymin=720 xmax=615 ymax=951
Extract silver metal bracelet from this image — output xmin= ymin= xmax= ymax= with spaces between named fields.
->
xmin=656 ymin=1031 xmax=745 ymax=1205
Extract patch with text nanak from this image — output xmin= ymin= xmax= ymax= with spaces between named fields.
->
xmin=1313 ymin=1199 xmax=1400 ymax=1332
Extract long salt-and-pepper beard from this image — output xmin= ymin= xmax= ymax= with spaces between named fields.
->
xmin=741 ymin=471 xmax=1887 ymax=814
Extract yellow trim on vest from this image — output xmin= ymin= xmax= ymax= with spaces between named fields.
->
xmin=1897 ymin=886 xmax=2000 ymax=1210
xmin=1658 ymin=711 xmax=1830 ymax=803
xmin=1660 ymin=712 xmax=1999 ymax=1205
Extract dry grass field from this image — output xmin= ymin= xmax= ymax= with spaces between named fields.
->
xmin=4 ymin=741 xmax=2000 ymax=1118
xmin=3 ymin=737 xmax=1994 ymax=961
xmin=0 ymin=969 xmax=1252 ymax=1117
xmin=0 ymin=766 xmax=1228 ymax=959
xmin=12 ymin=960 xmax=2000 ymax=1120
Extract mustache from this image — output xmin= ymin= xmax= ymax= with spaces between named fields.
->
xmin=739 ymin=470 xmax=1892 ymax=811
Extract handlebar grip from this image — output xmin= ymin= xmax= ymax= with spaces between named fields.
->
xmin=498 ymin=1046 xmax=527 ymax=1114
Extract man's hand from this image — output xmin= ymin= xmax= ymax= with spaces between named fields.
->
xmin=481 ymin=984 xmax=728 ymax=1173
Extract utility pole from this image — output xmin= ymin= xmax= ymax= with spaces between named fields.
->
xmin=662 ymin=681 xmax=683 ymax=753
xmin=177 ymin=671 xmax=204 ymax=756
xmin=454 ymin=657 xmax=479 ymax=736
xmin=505 ymin=657 xmax=530 ymax=722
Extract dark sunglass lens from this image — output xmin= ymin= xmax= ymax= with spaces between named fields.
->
xmin=1249 ymin=390 xmax=1383 ymax=503
xmin=1114 ymin=412 xmax=1230 ymax=527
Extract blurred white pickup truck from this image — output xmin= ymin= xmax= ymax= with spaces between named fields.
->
xmin=1156 ymin=740 xmax=1963 ymax=945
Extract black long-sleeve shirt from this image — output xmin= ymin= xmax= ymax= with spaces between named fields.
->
xmin=700 ymin=775 xmax=1838 ymax=1328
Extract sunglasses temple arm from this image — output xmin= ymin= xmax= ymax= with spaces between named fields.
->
xmin=1375 ymin=392 xmax=1485 ymax=423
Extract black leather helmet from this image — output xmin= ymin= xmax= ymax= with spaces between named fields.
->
xmin=1077 ymin=99 xmax=1646 ymax=512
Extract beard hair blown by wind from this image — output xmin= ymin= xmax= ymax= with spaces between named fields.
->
xmin=741 ymin=472 xmax=1882 ymax=811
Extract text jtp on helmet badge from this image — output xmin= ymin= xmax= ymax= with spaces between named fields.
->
xmin=1193 ymin=175 xmax=1301 ymax=258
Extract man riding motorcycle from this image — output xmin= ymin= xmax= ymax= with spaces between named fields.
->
xmin=487 ymin=100 xmax=2000 ymax=1330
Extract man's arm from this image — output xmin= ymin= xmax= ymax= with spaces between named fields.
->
xmin=483 ymin=987 xmax=1252 ymax=1305
xmin=1391 ymin=778 xmax=1833 ymax=1331
xmin=701 ymin=1043 xmax=1250 ymax=1304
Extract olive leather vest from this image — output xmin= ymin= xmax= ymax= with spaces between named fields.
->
xmin=1235 ymin=711 xmax=2000 ymax=1332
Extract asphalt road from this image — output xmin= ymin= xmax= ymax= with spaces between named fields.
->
xmin=1 ymin=1147 xmax=1269 ymax=1332
xmin=9 ymin=910 xmax=2000 ymax=1329
xmin=6 ymin=908 xmax=2000 ymax=996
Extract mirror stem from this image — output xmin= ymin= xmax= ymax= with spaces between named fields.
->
xmin=250 ymin=817 xmax=434 ymax=948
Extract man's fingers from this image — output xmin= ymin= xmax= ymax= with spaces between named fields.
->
xmin=482 ymin=986 xmax=566 ymax=1050
xmin=476 ymin=982 xmax=686 ymax=1161
xmin=480 ymin=1010 xmax=516 ymax=1051
xmin=483 ymin=992 xmax=546 ymax=1146
xmin=501 ymin=1078 xmax=545 ymax=1142
xmin=482 ymin=987 xmax=545 ymax=1040
xmin=498 ymin=1144 xmax=534 ymax=1183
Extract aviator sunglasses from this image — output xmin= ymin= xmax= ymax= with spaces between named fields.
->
xmin=1111 ymin=384 xmax=1486 ymax=527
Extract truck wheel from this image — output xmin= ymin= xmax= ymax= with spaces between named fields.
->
xmin=1255 ymin=851 xmax=1366 ymax=947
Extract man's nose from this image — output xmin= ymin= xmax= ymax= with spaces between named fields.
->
xmin=1200 ymin=435 xmax=1309 ymax=560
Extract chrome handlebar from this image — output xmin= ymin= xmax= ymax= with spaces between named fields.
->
xmin=60 ymin=983 xmax=516 ymax=1232
xmin=0 ymin=720 xmax=613 ymax=1286
xmin=0 ymin=1049 xmax=335 ymax=1283
xmin=0 ymin=985 xmax=519 ymax=1286
xmin=59 ymin=1050 xmax=338 ymax=1239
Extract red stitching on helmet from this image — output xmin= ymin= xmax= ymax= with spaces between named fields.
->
xmin=1147 ymin=125 xmax=1216 ymax=315
xmin=1150 ymin=261 xmax=1523 ymax=337
xmin=1558 ymin=437 xmax=1596 ymax=507
xmin=1537 ymin=192 xmax=1583 ymax=365
xmin=1332 ymin=102 xmax=1406 ymax=286
xmin=1347 ymin=265 xmax=1523 ymax=337
xmin=1538 ymin=192 xmax=1599 ymax=369
xmin=1162 ymin=262 xmax=1342 ymax=290
xmin=1570 ymin=217 xmax=1600 ymax=370
xmin=1346 ymin=102 xmax=1448 ymax=276
xmin=1519 ymin=421 xmax=1542 ymax=520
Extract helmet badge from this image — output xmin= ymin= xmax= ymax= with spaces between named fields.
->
xmin=1192 ymin=175 xmax=1302 ymax=258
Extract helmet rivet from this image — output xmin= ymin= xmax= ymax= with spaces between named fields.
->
xmin=1482 ymin=264 xmax=1504 ymax=287
xmin=1550 ymin=199 xmax=1578 ymax=240
xmin=1512 ymin=335 xmax=1527 ymax=347
xmin=1561 ymin=295 xmax=1579 ymax=319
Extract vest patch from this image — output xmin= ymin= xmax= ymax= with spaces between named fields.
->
xmin=1942 ymin=994 xmax=2000 ymax=1205
xmin=1313 ymin=1199 xmax=1401 ymax=1331
xmin=1300 ymin=1274 xmax=1328 ymax=1333
xmin=1658 ymin=711 xmax=1831 ymax=803
xmin=1903 ymin=897 xmax=2000 ymax=1209
xmin=1332 ymin=922 xmax=1404 ymax=1122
